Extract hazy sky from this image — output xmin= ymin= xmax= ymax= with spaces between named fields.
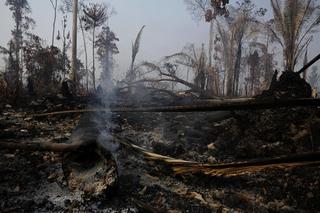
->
xmin=0 ymin=0 xmax=319 ymax=80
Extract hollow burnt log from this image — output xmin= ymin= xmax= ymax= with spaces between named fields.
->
xmin=62 ymin=142 xmax=118 ymax=197
xmin=0 ymin=112 xmax=118 ymax=198
xmin=62 ymin=112 xmax=118 ymax=197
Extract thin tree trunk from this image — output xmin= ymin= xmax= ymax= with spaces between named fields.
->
xmin=50 ymin=0 xmax=58 ymax=47
xmin=62 ymin=19 xmax=67 ymax=79
xmin=208 ymin=20 xmax=214 ymax=67
xmin=233 ymin=41 xmax=242 ymax=96
xmin=79 ymin=17 xmax=89 ymax=93
xmin=14 ymin=14 xmax=21 ymax=97
xmin=92 ymin=27 xmax=96 ymax=90
xmin=303 ymin=47 xmax=308 ymax=79
xmin=70 ymin=0 xmax=78 ymax=86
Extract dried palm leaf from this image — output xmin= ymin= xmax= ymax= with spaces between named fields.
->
xmin=116 ymin=136 xmax=320 ymax=177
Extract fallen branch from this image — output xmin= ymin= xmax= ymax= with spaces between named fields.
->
xmin=32 ymin=98 xmax=320 ymax=117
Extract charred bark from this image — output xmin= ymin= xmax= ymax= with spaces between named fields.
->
xmin=257 ymin=71 xmax=312 ymax=99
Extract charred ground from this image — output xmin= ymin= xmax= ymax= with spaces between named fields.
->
xmin=0 ymin=93 xmax=320 ymax=212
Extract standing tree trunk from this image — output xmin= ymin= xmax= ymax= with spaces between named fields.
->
xmin=303 ymin=48 xmax=308 ymax=80
xmin=14 ymin=9 xmax=22 ymax=98
xmin=50 ymin=0 xmax=58 ymax=47
xmin=79 ymin=17 xmax=89 ymax=92
xmin=70 ymin=0 xmax=78 ymax=87
xmin=233 ymin=41 xmax=242 ymax=96
xmin=208 ymin=20 xmax=214 ymax=67
xmin=92 ymin=26 xmax=96 ymax=90
xmin=225 ymin=46 xmax=234 ymax=97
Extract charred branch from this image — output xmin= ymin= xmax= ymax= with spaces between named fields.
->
xmin=297 ymin=52 xmax=320 ymax=75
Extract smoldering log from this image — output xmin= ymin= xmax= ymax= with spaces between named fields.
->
xmin=32 ymin=98 xmax=320 ymax=117
xmin=57 ymin=112 xmax=118 ymax=197
xmin=0 ymin=112 xmax=118 ymax=197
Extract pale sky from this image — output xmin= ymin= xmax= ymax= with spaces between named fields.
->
xmin=0 ymin=0 xmax=319 ymax=81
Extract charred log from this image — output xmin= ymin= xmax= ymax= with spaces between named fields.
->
xmin=31 ymin=98 xmax=320 ymax=117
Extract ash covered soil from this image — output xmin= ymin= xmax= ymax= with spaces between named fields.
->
xmin=1 ymin=97 xmax=320 ymax=212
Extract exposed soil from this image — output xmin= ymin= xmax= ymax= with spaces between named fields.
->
xmin=1 ymin=97 xmax=320 ymax=212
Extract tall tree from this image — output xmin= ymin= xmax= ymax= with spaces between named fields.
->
xmin=247 ymin=50 xmax=261 ymax=95
xmin=23 ymin=34 xmax=70 ymax=96
xmin=5 ymin=0 xmax=34 ymax=96
xmin=269 ymin=0 xmax=320 ymax=72
xmin=215 ymin=0 xmax=265 ymax=96
xmin=82 ymin=3 xmax=108 ymax=90
xmin=70 ymin=0 xmax=78 ymax=87
xmin=60 ymin=0 xmax=90 ymax=92
xmin=184 ymin=0 xmax=230 ymax=95
xmin=56 ymin=15 xmax=71 ymax=79
xmin=250 ymin=40 xmax=276 ymax=90
xmin=96 ymin=25 xmax=119 ymax=89
xmin=78 ymin=7 xmax=89 ymax=92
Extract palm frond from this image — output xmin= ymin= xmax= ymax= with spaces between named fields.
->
xmin=116 ymin=136 xmax=320 ymax=177
xmin=164 ymin=52 xmax=196 ymax=65
xmin=0 ymin=46 xmax=9 ymax=55
xmin=131 ymin=25 xmax=146 ymax=65
xmin=139 ymin=61 xmax=162 ymax=72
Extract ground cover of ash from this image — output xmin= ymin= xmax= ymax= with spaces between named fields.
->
xmin=1 ymin=97 xmax=320 ymax=212
xmin=113 ymin=107 xmax=320 ymax=212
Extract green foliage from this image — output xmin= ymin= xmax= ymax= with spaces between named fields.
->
xmin=96 ymin=26 xmax=119 ymax=60
xmin=23 ymin=34 xmax=70 ymax=96
xmin=96 ymin=26 xmax=119 ymax=82
xmin=5 ymin=0 xmax=35 ymax=97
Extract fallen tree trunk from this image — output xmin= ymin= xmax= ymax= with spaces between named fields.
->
xmin=32 ymin=98 xmax=320 ymax=117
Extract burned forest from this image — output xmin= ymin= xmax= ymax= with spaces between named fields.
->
xmin=1 ymin=0 xmax=320 ymax=212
